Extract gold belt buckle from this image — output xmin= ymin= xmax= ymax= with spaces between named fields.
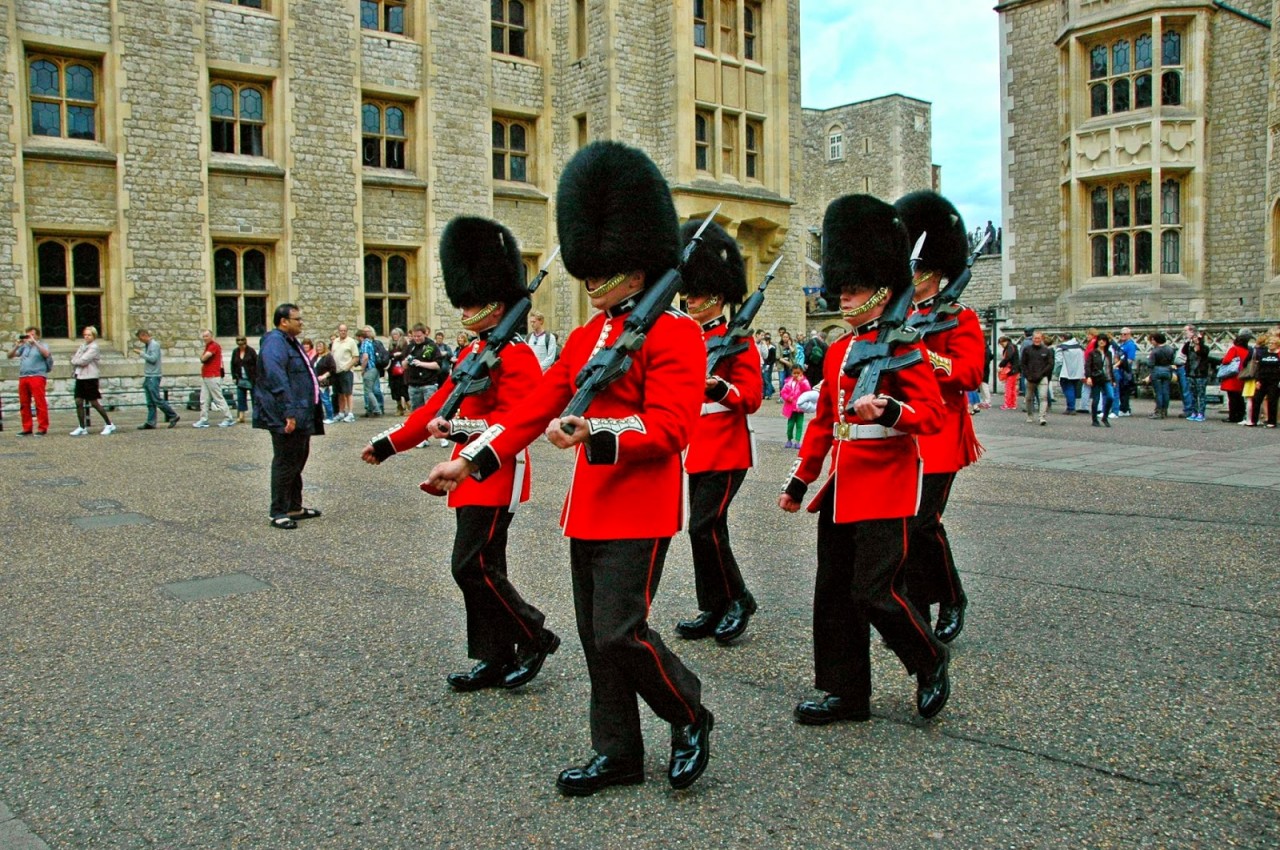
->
xmin=835 ymin=422 xmax=852 ymax=440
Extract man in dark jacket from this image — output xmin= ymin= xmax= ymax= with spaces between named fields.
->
xmin=254 ymin=303 xmax=324 ymax=530
xmin=1020 ymin=331 xmax=1054 ymax=426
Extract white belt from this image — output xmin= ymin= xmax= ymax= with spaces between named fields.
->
xmin=701 ymin=402 xmax=731 ymax=415
xmin=832 ymin=422 xmax=905 ymax=441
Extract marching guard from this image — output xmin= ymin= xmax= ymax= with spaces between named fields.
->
xmin=428 ymin=142 xmax=714 ymax=795
xmin=895 ymin=190 xmax=985 ymax=643
xmin=362 ymin=216 xmax=559 ymax=693
xmin=778 ymin=194 xmax=952 ymax=723
xmin=674 ymin=220 xmax=763 ymax=645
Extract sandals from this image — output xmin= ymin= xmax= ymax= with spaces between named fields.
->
xmin=270 ymin=516 xmax=298 ymax=530
xmin=289 ymin=507 xmax=322 ymax=521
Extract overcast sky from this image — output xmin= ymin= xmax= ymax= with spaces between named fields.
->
xmin=799 ymin=2 xmax=1002 ymax=231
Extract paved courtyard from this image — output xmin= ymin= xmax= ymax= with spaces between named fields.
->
xmin=1 ymin=395 xmax=1277 ymax=848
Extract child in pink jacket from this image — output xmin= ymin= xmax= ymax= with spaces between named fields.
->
xmin=779 ymin=365 xmax=811 ymax=448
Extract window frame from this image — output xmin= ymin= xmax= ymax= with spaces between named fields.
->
xmin=211 ymin=0 xmax=269 ymax=9
xmin=361 ymin=99 xmax=410 ymax=171
xmin=212 ymin=244 xmax=272 ymax=339
xmin=27 ymin=53 xmax=100 ymax=142
xmin=360 ymin=0 xmax=408 ymax=36
xmin=1084 ymin=174 xmax=1182 ymax=279
xmin=35 ymin=235 xmax=106 ymax=340
xmin=210 ymin=78 xmax=269 ymax=158
xmin=828 ymin=127 xmax=843 ymax=161
xmin=492 ymin=115 xmax=533 ymax=184
xmin=695 ymin=109 xmax=714 ymax=172
xmin=743 ymin=1 xmax=761 ymax=62
xmin=491 ymin=0 xmax=531 ymax=59
xmin=1085 ymin=25 xmax=1183 ymax=119
xmin=745 ymin=118 xmax=763 ymax=181
xmin=363 ymin=250 xmax=413 ymax=336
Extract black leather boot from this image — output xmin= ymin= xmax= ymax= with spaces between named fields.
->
xmin=793 ymin=694 xmax=871 ymax=725
xmin=675 ymin=609 xmax=721 ymax=640
xmin=668 ymin=708 xmax=714 ymax=789
xmin=556 ymin=754 xmax=644 ymax=796
xmin=916 ymin=648 xmax=951 ymax=719
xmin=934 ymin=601 xmax=966 ymax=643
xmin=502 ymin=630 xmax=560 ymax=689
xmin=446 ymin=659 xmax=513 ymax=692
xmin=713 ymin=592 xmax=758 ymax=644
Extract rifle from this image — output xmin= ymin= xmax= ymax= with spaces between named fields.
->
xmin=840 ymin=232 xmax=927 ymax=412
xmin=905 ymin=229 xmax=991 ymax=337
xmin=559 ymin=205 xmax=722 ymax=434
xmin=433 ymin=246 xmax=560 ymax=422
xmin=704 ymin=253 xmax=783 ymax=378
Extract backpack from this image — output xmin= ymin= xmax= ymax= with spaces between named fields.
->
xmin=372 ymin=338 xmax=391 ymax=375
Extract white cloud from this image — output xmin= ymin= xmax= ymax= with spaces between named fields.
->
xmin=800 ymin=2 xmax=1002 ymax=230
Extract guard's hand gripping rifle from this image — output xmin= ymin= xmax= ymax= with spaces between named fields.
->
xmin=434 ymin=246 xmax=560 ymax=422
xmin=559 ymin=206 xmax=722 ymax=434
xmin=704 ymin=253 xmax=783 ymax=378
xmin=840 ymin=232 xmax=928 ymax=413
xmin=905 ymin=229 xmax=991 ymax=338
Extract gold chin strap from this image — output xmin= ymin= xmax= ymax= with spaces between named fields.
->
xmin=460 ymin=302 xmax=500 ymax=329
xmin=586 ymin=272 xmax=628 ymax=298
xmin=841 ymin=287 xmax=889 ymax=320
xmin=694 ymin=295 xmax=720 ymax=312
xmin=913 ymin=271 xmax=945 ymax=291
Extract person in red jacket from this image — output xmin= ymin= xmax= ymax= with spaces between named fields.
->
xmin=895 ymin=191 xmax=985 ymax=644
xmin=778 ymin=194 xmax=950 ymax=725
xmin=673 ymin=219 xmax=764 ymax=645
xmin=427 ymin=142 xmax=713 ymax=796
xmin=1219 ymin=333 xmax=1253 ymax=423
xmin=362 ymin=217 xmax=558 ymax=693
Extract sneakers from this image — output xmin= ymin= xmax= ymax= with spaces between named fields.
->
xmin=70 ymin=426 xmax=88 ymax=436
xmin=344 ymin=412 xmax=357 ymax=423
xmin=167 ymin=415 xmax=181 ymax=428
xmin=218 ymin=419 xmax=235 ymax=428
xmin=439 ymin=439 xmax=450 ymax=447
xmin=323 ymin=417 xmax=337 ymax=425
xmin=193 ymin=419 xmax=210 ymax=428
xmin=101 ymin=423 xmax=117 ymax=436
xmin=1039 ymin=417 xmax=1047 ymax=426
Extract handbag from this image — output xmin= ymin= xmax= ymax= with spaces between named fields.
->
xmin=997 ymin=365 xmax=1011 ymax=382
xmin=1240 ymin=353 xmax=1260 ymax=381
xmin=236 ymin=377 xmax=253 ymax=390
xmin=1216 ymin=359 xmax=1240 ymax=381
xmin=390 ymin=362 xmax=405 ymax=377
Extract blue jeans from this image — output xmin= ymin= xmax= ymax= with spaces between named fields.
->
xmin=1187 ymin=376 xmax=1207 ymax=417
xmin=320 ymin=388 xmax=334 ymax=420
xmin=141 ymin=375 xmax=178 ymax=424
xmin=408 ymin=384 xmax=432 ymax=411
xmin=1177 ymin=365 xmax=1192 ymax=411
xmin=362 ymin=367 xmax=384 ymax=414
xmin=1091 ymin=384 xmax=1114 ymax=421
xmin=235 ymin=386 xmax=253 ymax=412
xmin=762 ymin=365 xmax=775 ymax=398
xmin=1151 ymin=368 xmax=1172 ymax=410
xmin=1059 ymin=378 xmax=1081 ymax=411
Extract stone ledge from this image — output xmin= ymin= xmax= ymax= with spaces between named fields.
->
xmin=672 ymin=181 xmax=794 ymax=207
xmin=361 ymin=170 xmax=428 ymax=190
xmin=208 ymin=155 xmax=286 ymax=179
xmin=22 ymin=142 xmax=116 ymax=166
xmin=493 ymin=182 xmax=547 ymax=202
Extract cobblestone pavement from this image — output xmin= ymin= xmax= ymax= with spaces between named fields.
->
xmin=1 ymin=399 xmax=1276 ymax=849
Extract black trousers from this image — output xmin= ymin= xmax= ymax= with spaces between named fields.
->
xmin=687 ymin=469 xmax=749 ymax=613
xmin=905 ymin=473 xmax=966 ymax=615
xmin=813 ymin=494 xmax=945 ymax=701
xmin=1226 ymin=390 xmax=1246 ymax=423
xmin=269 ymin=430 xmax=311 ymax=518
xmin=452 ymin=506 xmax=547 ymax=663
xmin=569 ymin=537 xmax=702 ymax=760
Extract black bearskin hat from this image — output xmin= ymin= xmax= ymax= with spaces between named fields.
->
xmin=556 ymin=141 xmax=680 ymax=286
xmin=439 ymin=216 xmax=527 ymax=309
xmin=894 ymin=190 xmax=968 ymax=283
xmin=677 ymin=219 xmax=747 ymax=304
xmin=820 ymin=194 xmax=911 ymax=304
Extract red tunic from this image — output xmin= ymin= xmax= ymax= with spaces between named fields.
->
xmin=461 ymin=306 xmax=705 ymax=540
xmin=685 ymin=317 xmax=763 ymax=474
xmin=913 ymin=303 xmax=985 ymax=474
xmin=787 ymin=327 xmax=943 ymax=523
xmin=384 ymin=338 xmax=537 ymax=510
